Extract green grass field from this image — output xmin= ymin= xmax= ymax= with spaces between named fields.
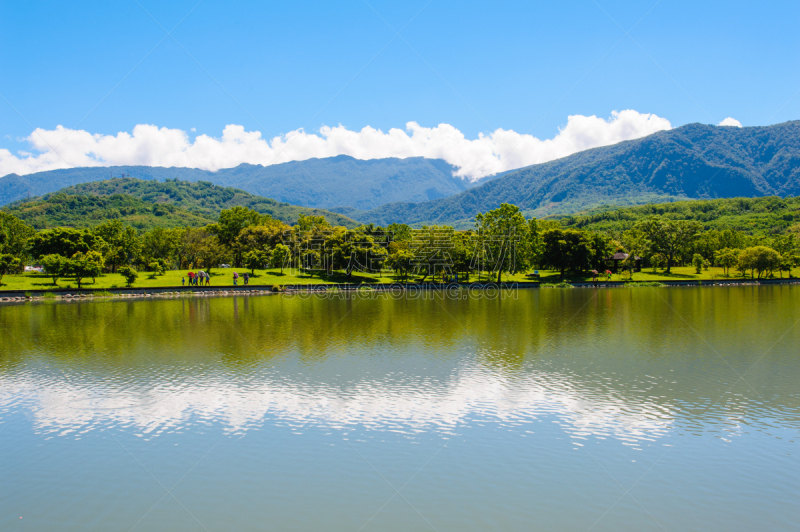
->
xmin=2 ymin=265 xmax=797 ymax=292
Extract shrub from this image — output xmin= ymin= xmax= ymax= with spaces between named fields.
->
xmin=119 ymin=266 xmax=138 ymax=287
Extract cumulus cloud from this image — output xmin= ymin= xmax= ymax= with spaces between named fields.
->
xmin=0 ymin=110 xmax=671 ymax=181
xmin=718 ymin=117 xmax=742 ymax=127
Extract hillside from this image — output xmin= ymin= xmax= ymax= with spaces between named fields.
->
xmin=559 ymin=196 xmax=800 ymax=236
xmin=0 ymin=155 xmax=484 ymax=210
xmin=4 ymin=193 xmax=215 ymax=230
xmin=353 ymin=121 xmax=800 ymax=226
xmin=3 ymin=178 xmax=359 ymax=230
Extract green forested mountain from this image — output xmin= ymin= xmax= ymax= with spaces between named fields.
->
xmin=3 ymin=178 xmax=358 ymax=230
xmin=0 ymin=155 xmax=481 ymax=210
xmin=353 ymin=121 xmax=800 ymax=226
xmin=558 ymin=196 xmax=800 ymax=236
xmin=4 ymin=193 xmax=214 ymax=230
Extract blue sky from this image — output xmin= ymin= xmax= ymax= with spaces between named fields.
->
xmin=1 ymin=0 xmax=798 ymax=177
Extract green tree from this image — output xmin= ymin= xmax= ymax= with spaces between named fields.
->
xmin=271 ymin=243 xmax=291 ymax=274
xmin=386 ymin=245 xmax=414 ymax=280
xmin=93 ymin=220 xmax=141 ymax=272
xmin=118 ymin=266 xmax=138 ymax=287
xmin=636 ymin=218 xmax=702 ymax=273
xmin=147 ymin=261 xmax=164 ymax=277
xmin=140 ymin=227 xmax=182 ymax=267
xmin=296 ymin=214 xmax=331 ymax=233
xmin=235 ymin=224 xmax=288 ymax=259
xmin=474 ymin=203 xmax=529 ymax=282
xmin=586 ymin=231 xmax=614 ymax=271
xmin=692 ymin=253 xmax=705 ymax=274
xmin=40 ymin=254 xmax=68 ymax=285
xmin=30 ymin=228 xmax=106 ymax=259
xmin=650 ymin=253 xmax=665 ymax=273
xmin=0 ymin=254 xmax=21 ymax=284
xmin=209 ymin=206 xmax=266 ymax=266
xmin=244 ymin=249 xmax=271 ymax=275
xmin=386 ymin=223 xmax=412 ymax=242
xmin=196 ymin=234 xmax=227 ymax=274
xmin=714 ymin=248 xmax=739 ymax=276
xmin=0 ymin=212 xmax=35 ymax=260
xmin=738 ymin=246 xmax=781 ymax=279
xmin=68 ymin=251 xmax=105 ymax=289
xmin=540 ymin=228 xmax=591 ymax=277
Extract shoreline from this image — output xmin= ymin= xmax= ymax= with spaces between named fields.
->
xmin=1 ymin=277 xmax=798 ymax=303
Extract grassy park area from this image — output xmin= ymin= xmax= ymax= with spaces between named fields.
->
xmin=2 ymin=265 xmax=797 ymax=292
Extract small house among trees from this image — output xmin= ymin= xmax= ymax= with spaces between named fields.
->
xmin=606 ymin=251 xmax=642 ymax=272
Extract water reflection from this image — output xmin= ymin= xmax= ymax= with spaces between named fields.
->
xmin=2 ymin=287 xmax=798 ymax=448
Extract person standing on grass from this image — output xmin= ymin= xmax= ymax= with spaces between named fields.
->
xmin=182 ymin=276 xmax=185 ymax=286
xmin=243 ymin=272 xmax=249 ymax=285
xmin=205 ymin=272 xmax=211 ymax=286
xmin=233 ymin=271 xmax=238 ymax=286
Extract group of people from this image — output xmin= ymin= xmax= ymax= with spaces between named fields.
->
xmin=184 ymin=270 xmax=210 ymax=286
xmin=232 ymin=271 xmax=249 ymax=286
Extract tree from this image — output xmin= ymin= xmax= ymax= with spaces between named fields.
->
xmin=540 ymin=228 xmax=591 ymax=277
xmin=474 ymin=204 xmax=529 ymax=282
xmin=386 ymin=223 xmax=412 ymax=242
xmin=41 ymin=254 xmax=68 ymax=285
xmin=147 ymin=261 xmax=163 ymax=277
xmin=296 ymin=214 xmax=331 ymax=233
xmin=0 ymin=254 xmax=21 ymax=284
xmin=209 ymin=206 xmax=266 ymax=266
xmin=737 ymin=246 xmax=781 ymax=279
xmin=636 ymin=218 xmax=702 ymax=273
xmin=235 ymin=224 xmax=287 ymax=259
xmin=0 ymin=212 xmax=35 ymax=260
xmin=714 ymin=248 xmax=739 ymax=276
xmin=386 ymin=245 xmax=414 ymax=280
xmin=196 ymin=234 xmax=227 ymax=274
xmin=30 ymin=228 xmax=106 ymax=259
xmin=586 ymin=231 xmax=614 ymax=271
xmin=118 ymin=266 xmax=138 ymax=287
xmin=692 ymin=253 xmax=705 ymax=274
xmin=140 ymin=227 xmax=181 ymax=268
xmin=68 ymin=251 xmax=105 ymax=289
xmin=271 ymin=244 xmax=291 ymax=274
xmin=523 ymin=218 xmax=545 ymax=268
xmin=244 ymin=249 xmax=271 ymax=274
xmin=93 ymin=220 xmax=141 ymax=272
xmin=650 ymin=253 xmax=665 ymax=273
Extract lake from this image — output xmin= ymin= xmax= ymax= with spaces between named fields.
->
xmin=1 ymin=287 xmax=798 ymax=531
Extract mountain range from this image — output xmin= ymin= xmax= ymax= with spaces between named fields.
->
xmin=349 ymin=121 xmax=800 ymax=227
xmin=0 ymin=155 xmax=482 ymax=211
xmin=2 ymin=120 xmax=799 ymax=227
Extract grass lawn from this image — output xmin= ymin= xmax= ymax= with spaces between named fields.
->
xmin=1 ymin=266 xmax=797 ymax=291
xmin=0 ymin=268 xmax=412 ymax=291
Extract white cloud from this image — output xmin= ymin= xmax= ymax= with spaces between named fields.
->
xmin=0 ymin=110 xmax=671 ymax=181
xmin=718 ymin=117 xmax=742 ymax=127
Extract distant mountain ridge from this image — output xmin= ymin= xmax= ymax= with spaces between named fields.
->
xmin=0 ymin=155 xmax=485 ymax=210
xmin=351 ymin=121 xmax=800 ymax=227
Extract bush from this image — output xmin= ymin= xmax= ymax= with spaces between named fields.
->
xmin=119 ymin=266 xmax=138 ymax=287
xmin=692 ymin=253 xmax=704 ymax=274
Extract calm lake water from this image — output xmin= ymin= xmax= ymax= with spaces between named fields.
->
xmin=1 ymin=287 xmax=798 ymax=531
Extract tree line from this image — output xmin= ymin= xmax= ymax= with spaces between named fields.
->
xmin=1 ymin=202 xmax=798 ymax=286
